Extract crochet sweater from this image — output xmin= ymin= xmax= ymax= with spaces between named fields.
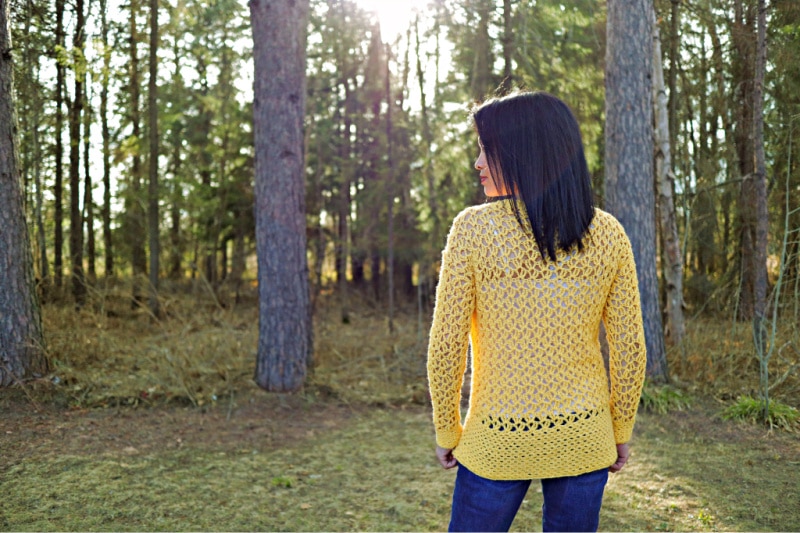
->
xmin=427 ymin=201 xmax=647 ymax=480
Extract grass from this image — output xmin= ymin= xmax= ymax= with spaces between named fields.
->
xmin=639 ymin=382 xmax=693 ymax=414
xmin=721 ymin=395 xmax=800 ymax=431
xmin=2 ymin=284 xmax=800 ymax=531
xmin=2 ymin=399 xmax=800 ymax=531
xmin=674 ymin=317 xmax=800 ymax=403
xmin=1 ymin=408 xmax=449 ymax=531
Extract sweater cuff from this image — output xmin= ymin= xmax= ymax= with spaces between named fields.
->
xmin=612 ymin=418 xmax=635 ymax=445
xmin=435 ymin=425 xmax=463 ymax=450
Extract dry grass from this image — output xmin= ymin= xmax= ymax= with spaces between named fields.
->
xmin=31 ymin=282 xmax=428 ymax=409
xmin=40 ymin=282 xmax=259 ymax=408
xmin=669 ymin=316 xmax=800 ymax=407
xmin=31 ymin=282 xmax=800 ymax=419
xmin=3 ymin=284 xmax=800 ymax=531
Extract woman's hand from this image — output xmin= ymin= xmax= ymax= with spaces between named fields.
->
xmin=609 ymin=442 xmax=630 ymax=473
xmin=436 ymin=445 xmax=458 ymax=469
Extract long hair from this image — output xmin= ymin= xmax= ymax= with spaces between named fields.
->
xmin=471 ymin=91 xmax=595 ymax=262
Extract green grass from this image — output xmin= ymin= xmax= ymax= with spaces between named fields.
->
xmin=639 ymin=382 xmax=693 ymax=414
xmin=1 ymin=408 xmax=450 ymax=532
xmin=721 ymin=395 xmax=800 ymax=431
xmin=3 ymin=402 xmax=800 ymax=532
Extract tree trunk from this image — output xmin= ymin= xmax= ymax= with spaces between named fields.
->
xmin=501 ymin=0 xmax=513 ymax=90
xmin=0 ymin=0 xmax=48 ymax=384
xmin=732 ymin=0 xmax=757 ymax=320
xmin=196 ymin=59 xmax=216 ymax=286
xmin=27 ymin=5 xmax=48 ymax=289
xmin=667 ymin=0 xmax=680 ymax=158
xmin=129 ymin=0 xmax=147 ymax=304
xmin=415 ymin=15 xmax=440 ymax=292
xmin=168 ymin=39 xmax=183 ymax=280
xmin=54 ymin=0 xmax=65 ymax=289
xmin=605 ymin=0 xmax=668 ymax=381
xmin=250 ymin=0 xmax=311 ymax=392
xmin=752 ymin=0 xmax=768 ymax=348
xmin=471 ymin=0 xmax=493 ymax=100
xmin=334 ymin=5 xmax=352 ymax=322
xmin=148 ymin=0 xmax=160 ymax=316
xmin=652 ymin=9 xmax=685 ymax=348
xmin=83 ymin=79 xmax=96 ymax=282
xmin=100 ymin=0 xmax=113 ymax=278
xmin=385 ymin=41 xmax=395 ymax=334
xmin=230 ymin=220 xmax=246 ymax=297
xmin=69 ymin=0 xmax=86 ymax=305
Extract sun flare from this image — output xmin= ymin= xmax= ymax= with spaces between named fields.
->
xmin=353 ymin=0 xmax=429 ymax=41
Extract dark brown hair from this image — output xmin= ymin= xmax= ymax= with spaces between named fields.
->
xmin=472 ymin=91 xmax=595 ymax=261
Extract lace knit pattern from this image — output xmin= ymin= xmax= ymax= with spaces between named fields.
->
xmin=427 ymin=201 xmax=647 ymax=480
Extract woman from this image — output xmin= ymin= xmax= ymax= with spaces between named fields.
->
xmin=427 ymin=91 xmax=647 ymax=532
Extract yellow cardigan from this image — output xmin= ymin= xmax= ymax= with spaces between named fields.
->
xmin=427 ymin=201 xmax=647 ymax=480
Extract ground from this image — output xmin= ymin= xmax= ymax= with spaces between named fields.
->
xmin=2 ymin=390 xmax=799 ymax=532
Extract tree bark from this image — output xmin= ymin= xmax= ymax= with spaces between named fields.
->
xmin=652 ymin=9 xmax=685 ymax=348
xmin=100 ymin=0 xmax=113 ymax=278
xmin=148 ymin=0 xmax=160 ymax=316
xmin=732 ymin=0 xmax=757 ymax=320
xmin=752 ymin=0 xmax=768 ymax=346
xmin=83 ymin=77 xmax=96 ymax=282
xmin=69 ymin=0 xmax=86 ymax=305
xmin=386 ymin=41 xmax=395 ymax=334
xmin=129 ymin=0 xmax=147 ymax=304
xmin=605 ymin=0 xmax=668 ymax=381
xmin=168 ymin=37 xmax=183 ymax=280
xmin=194 ymin=54 xmax=216 ymax=286
xmin=0 ymin=0 xmax=48 ymax=385
xmin=54 ymin=0 xmax=65 ymax=289
xmin=25 ymin=0 xmax=48 ymax=289
xmin=250 ymin=0 xmax=311 ymax=392
xmin=667 ymin=0 xmax=680 ymax=157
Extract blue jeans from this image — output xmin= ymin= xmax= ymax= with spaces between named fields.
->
xmin=448 ymin=464 xmax=608 ymax=532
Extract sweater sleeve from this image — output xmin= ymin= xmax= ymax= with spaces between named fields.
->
xmin=602 ymin=229 xmax=647 ymax=444
xmin=427 ymin=212 xmax=476 ymax=449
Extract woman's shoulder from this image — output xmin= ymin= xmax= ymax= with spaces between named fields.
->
xmin=589 ymin=209 xmax=633 ymax=256
xmin=451 ymin=202 xmax=500 ymax=227
xmin=590 ymin=208 xmax=626 ymax=235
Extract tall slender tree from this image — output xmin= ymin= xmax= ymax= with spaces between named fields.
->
xmin=100 ymin=0 xmax=113 ymax=277
xmin=250 ymin=0 xmax=311 ymax=391
xmin=470 ymin=0 xmax=493 ymax=99
xmin=732 ymin=0 xmax=758 ymax=320
xmin=386 ymin=40 xmax=396 ymax=333
xmin=500 ymin=0 xmax=513 ymax=89
xmin=54 ymin=0 xmax=65 ymax=289
xmin=0 ymin=0 xmax=47 ymax=385
xmin=752 ymin=0 xmax=768 ymax=359
xmin=653 ymin=8 xmax=685 ymax=348
xmin=83 ymin=75 xmax=96 ymax=282
xmin=69 ymin=0 xmax=86 ymax=305
xmin=605 ymin=0 xmax=668 ymax=381
xmin=129 ymin=0 xmax=147 ymax=303
xmin=148 ymin=0 xmax=160 ymax=316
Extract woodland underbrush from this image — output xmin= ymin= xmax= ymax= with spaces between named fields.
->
xmin=12 ymin=280 xmax=800 ymax=421
xmin=21 ymin=281 xmax=428 ymax=410
xmin=671 ymin=315 xmax=800 ymax=409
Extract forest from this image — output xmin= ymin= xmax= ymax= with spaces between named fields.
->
xmin=1 ymin=0 xmax=800 ymax=531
